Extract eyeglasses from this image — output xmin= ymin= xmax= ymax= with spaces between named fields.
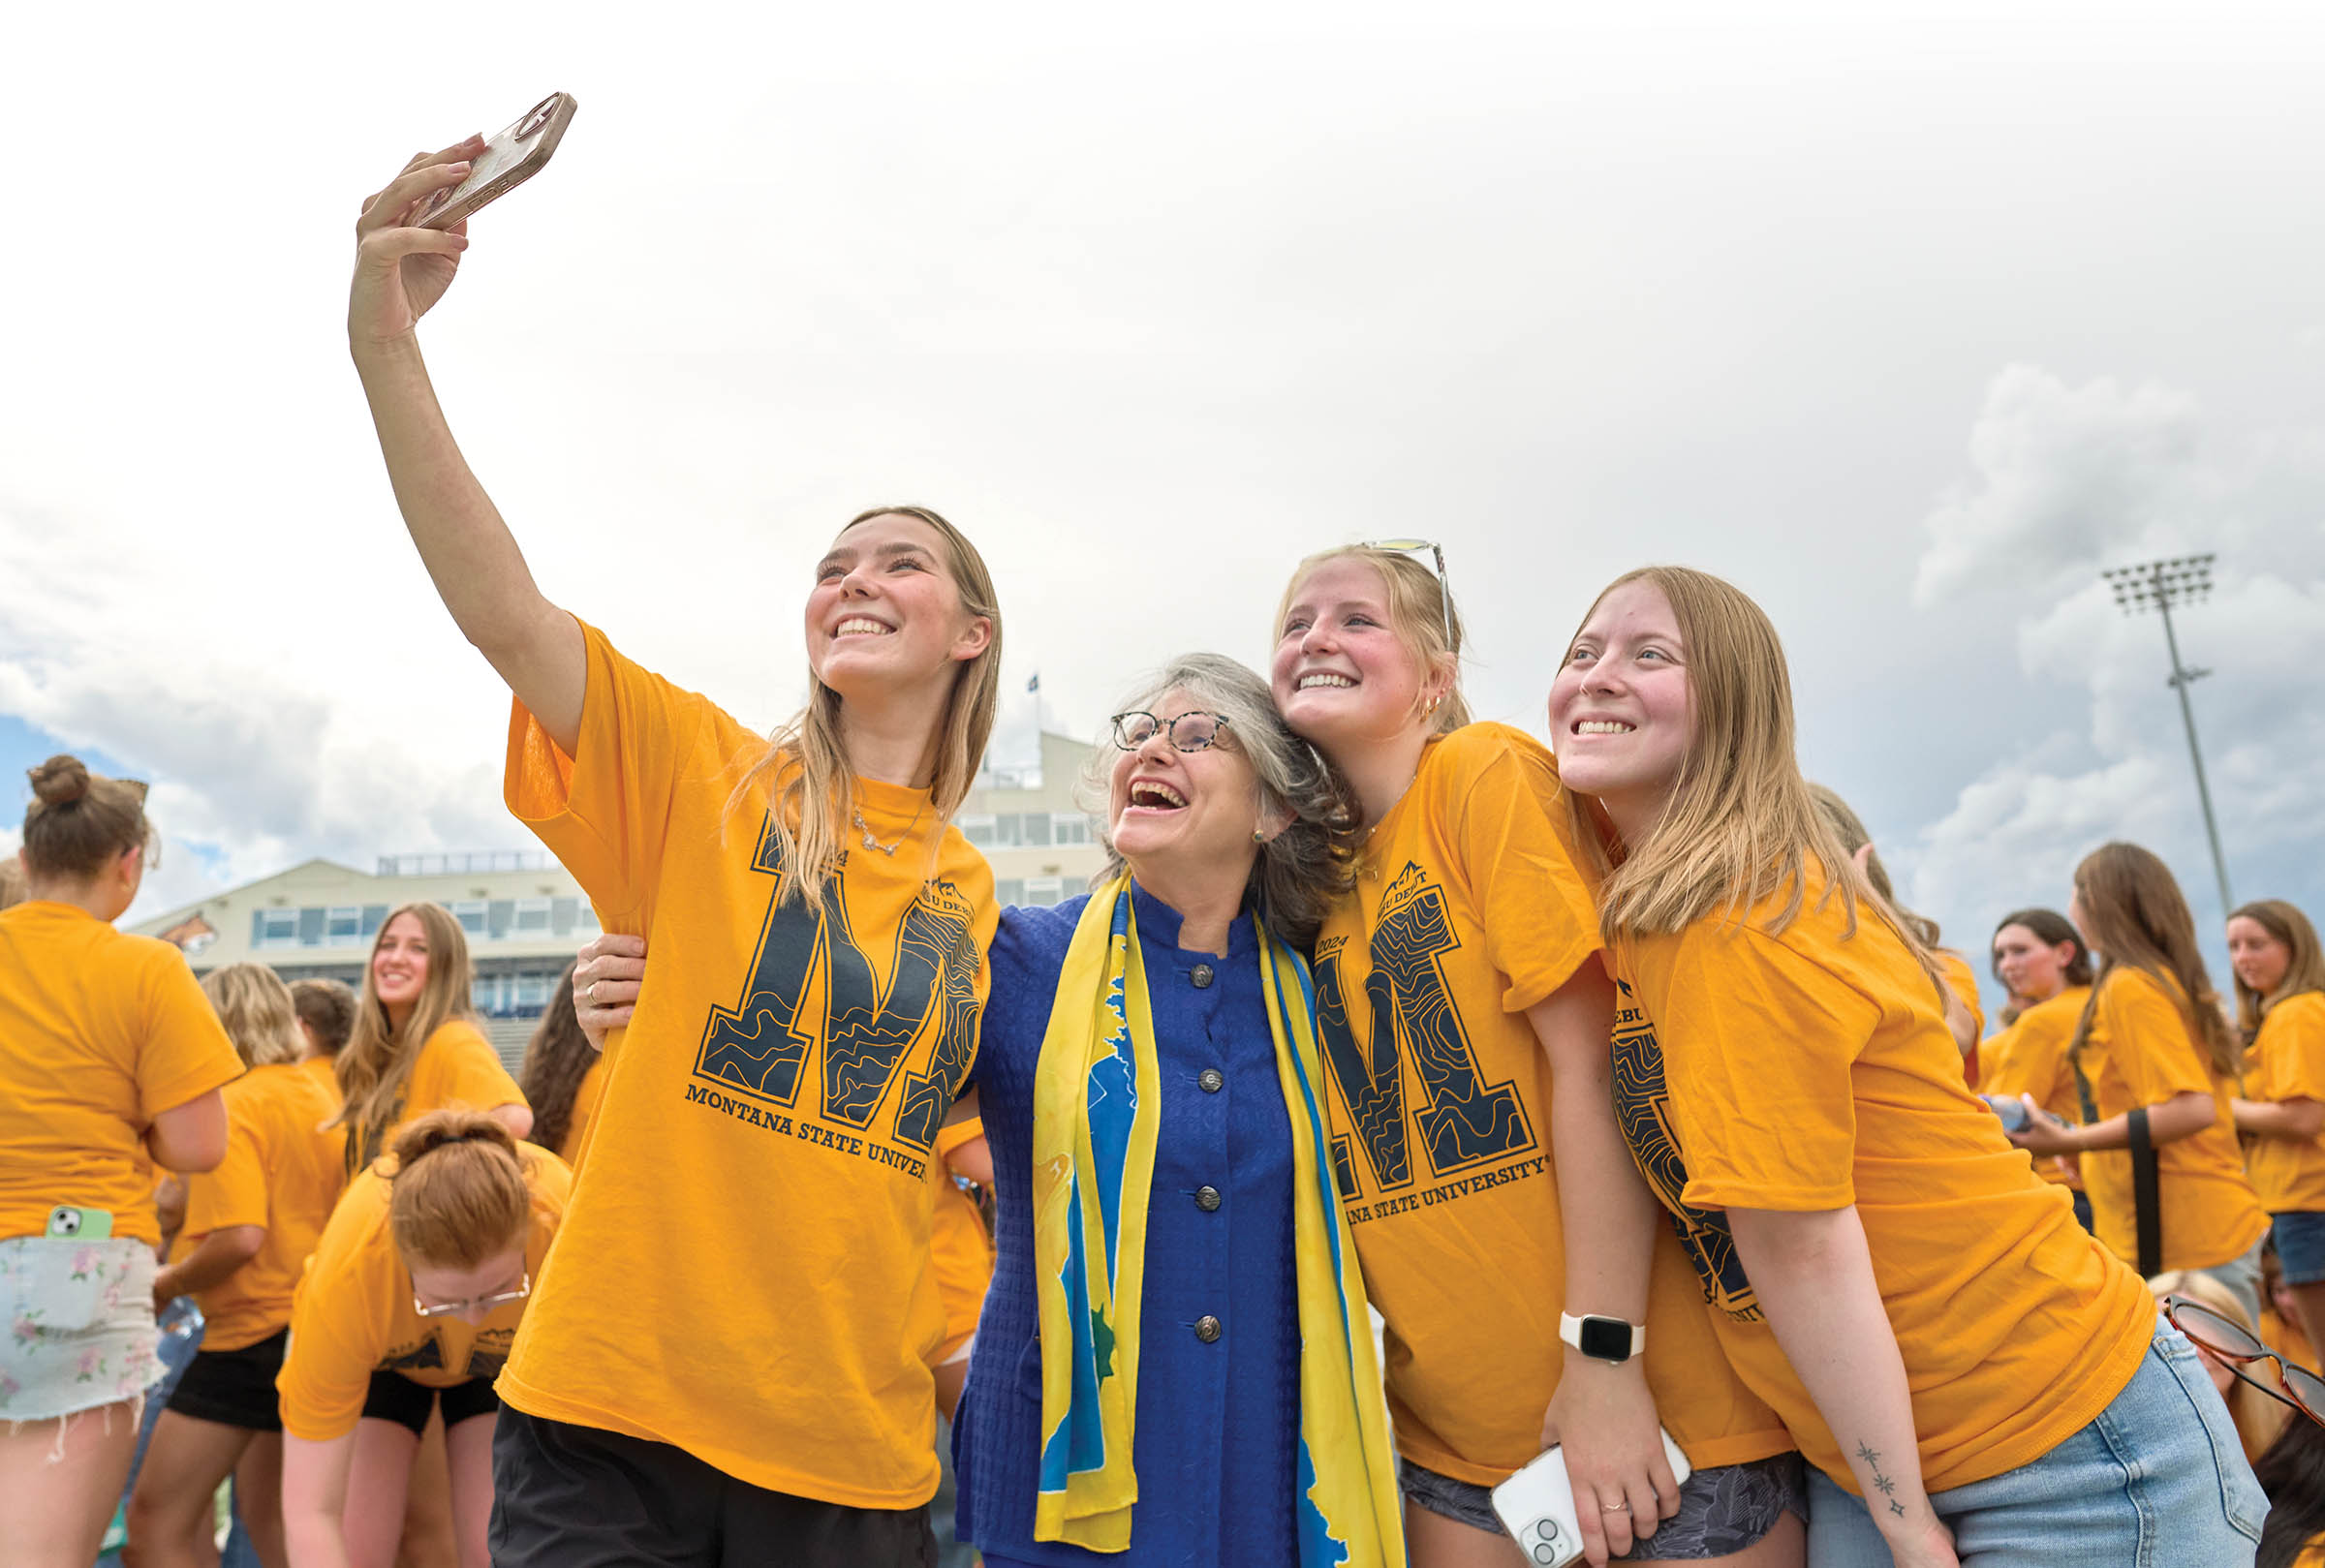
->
xmin=1361 ymin=538 xmax=1457 ymax=654
xmin=2162 ymin=1295 xmax=2325 ymax=1428
xmin=412 ymin=1269 xmax=531 ymax=1319
xmin=1111 ymin=711 xmax=1231 ymax=753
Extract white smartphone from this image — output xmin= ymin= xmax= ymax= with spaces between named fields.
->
xmin=413 ymin=92 xmax=580 ymax=231
xmin=1491 ymin=1429 xmax=1693 ymax=1568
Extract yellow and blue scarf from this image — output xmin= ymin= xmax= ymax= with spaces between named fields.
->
xmin=1031 ymin=876 xmax=1404 ymax=1563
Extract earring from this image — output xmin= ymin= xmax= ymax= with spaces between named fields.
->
xmin=1253 ymin=830 xmax=1267 ymax=845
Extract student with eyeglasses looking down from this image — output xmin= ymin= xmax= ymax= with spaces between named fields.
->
xmin=277 ymin=1110 xmax=570 ymax=1568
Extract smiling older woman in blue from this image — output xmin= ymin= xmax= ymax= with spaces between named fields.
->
xmin=570 ymin=655 xmax=1403 ymax=1564
xmin=952 ymin=653 xmax=1401 ymax=1568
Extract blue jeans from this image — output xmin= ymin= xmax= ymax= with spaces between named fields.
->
xmin=1805 ymin=1322 xmax=2265 ymax=1566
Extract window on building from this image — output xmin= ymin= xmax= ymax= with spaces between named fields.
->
xmin=515 ymin=973 xmax=550 ymax=1011
xmin=574 ymin=903 xmax=601 ymax=935
xmin=1023 ymin=876 xmax=1066 ymax=907
xmin=514 ymin=897 xmax=552 ymax=936
xmin=452 ymin=900 xmax=488 ymax=937
xmin=958 ymin=814 xmax=997 ymax=848
xmin=253 ymin=909 xmax=298 ymax=949
xmin=326 ymin=907 xmax=362 ymax=945
xmin=1014 ymin=812 xmax=1050 ymax=846
xmin=1051 ymin=814 xmax=1094 ymax=845
xmin=296 ymin=907 xmax=326 ymax=946
xmin=995 ymin=878 xmax=1026 ymax=907
xmin=475 ymin=974 xmax=507 ymax=1013
xmin=988 ymin=814 xmax=1024 ymax=848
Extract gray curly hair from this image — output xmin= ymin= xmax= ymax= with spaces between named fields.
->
xmin=1077 ymin=653 xmax=1357 ymax=951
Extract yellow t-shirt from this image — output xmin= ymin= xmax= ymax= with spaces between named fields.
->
xmin=277 ymin=1144 xmax=570 ymax=1441
xmin=556 ymin=1053 xmax=610 ymax=1168
xmin=297 ymin=1054 xmax=341 ymax=1102
xmin=2297 ymin=1543 xmax=2325 ymax=1568
xmin=180 ymin=1061 xmax=347 ymax=1350
xmin=343 ymin=1020 xmax=527 ymax=1179
xmin=1976 ymin=985 xmax=2092 ymax=1189
xmin=498 ymin=620 xmax=995 ymax=1508
xmin=0 ymin=902 xmax=244 ymax=1245
xmin=1936 ymin=950 xmax=1986 ymax=1087
xmin=2077 ymin=967 xmax=2270 ymax=1270
xmin=1612 ymin=864 xmax=2156 ymax=1493
xmin=2245 ymin=992 xmax=2325 ymax=1214
xmin=928 ymin=1117 xmax=994 ymax=1365
xmin=1316 ymin=723 xmax=1789 ymax=1486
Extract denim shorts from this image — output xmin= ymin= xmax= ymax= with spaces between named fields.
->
xmin=1401 ymin=1452 xmax=1806 ymax=1559
xmin=1805 ymin=1320 xmax=2265 ymax=1567
xmin=0 ymin=1235 xmax=166 ymax=1425
xmin=2274 ymin=1211 xmax=2325 ymax=1286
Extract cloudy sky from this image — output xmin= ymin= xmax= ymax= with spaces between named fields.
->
xmin=5 ymin=3 xmax=2321 ymax=1005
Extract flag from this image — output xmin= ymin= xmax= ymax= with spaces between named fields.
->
xmin=1027 ymin=673 xmax=1041 ymax=693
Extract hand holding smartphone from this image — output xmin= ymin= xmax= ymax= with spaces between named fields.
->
xmin=1492 ymin=1429 xmax=1692 ymax=1567
xmin=413 ymin=92 xmax=579 ymax=230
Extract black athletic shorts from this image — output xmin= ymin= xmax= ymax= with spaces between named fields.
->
xmin=489 ymin=1403 xmax=935 ymax=1568
xmin=359 ymin=1369 xmax=501 ymax=1436
xmin=166 ymin=1326 xmax=289 ymax=1431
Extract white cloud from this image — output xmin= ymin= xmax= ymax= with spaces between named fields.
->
xmin=1901 ymin=366 xmax=2325 ymax=960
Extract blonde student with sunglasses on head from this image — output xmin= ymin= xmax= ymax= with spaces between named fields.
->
xmin=1549 ymin=564 xmax=2264 ymax=1568
xmin=1272 ymin=544 xmax=1800 ymax=1568
xmin=348 ymin=138 xmax=1002 ymax=1565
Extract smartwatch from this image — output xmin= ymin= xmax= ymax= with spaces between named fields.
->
xmin=1560 ymin=1311 xmax=1645 ymax=1364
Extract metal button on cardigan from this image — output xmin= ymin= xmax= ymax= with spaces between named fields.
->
xmin=1191 ymin=963 xmax=1216 ymax=988
xmin=1195 ymin=1184 xmax=1222 ymax=1212
xmin=1194 ymin=1315 xmax=1223 ymax=1343
xmin=1197 ymin=1068 xmax=1224 ymax=1093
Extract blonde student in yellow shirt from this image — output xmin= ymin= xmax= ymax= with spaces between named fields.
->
xmin=332 ymin=904 xmax=530 ymax=1179
xmin=278 ymin=1110 xmax=568 ymax=1568
xmin=2009 ymin=845 xmax=2272 ymax=1321
xmin=1978 ymin=909 xmax=2095 ymax=1225
xmin=128 ymin=965 xmax=346 ymax=1568
xmin=2231 ymin=900 xmax=2325 ymax=1353
xmin=1549 ymin=566 xmax=2265 ymax=1568
xmin=514 ymin=964 xmax=604 ymax=1168
xmin=348 ymin=138 xmax=1002 ymax=1566
xmin=1271 ymin=545 xmax=1799 ymax=1568
xmin=0 ymin=757 xmax=243 ymax=1568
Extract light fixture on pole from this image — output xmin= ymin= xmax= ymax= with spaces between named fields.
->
xmin=2100 ymin=554 xmax=2234 ymax=918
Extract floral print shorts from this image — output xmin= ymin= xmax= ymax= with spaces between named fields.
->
xmin=1 ymin=1235 xmax=164 ymax=1425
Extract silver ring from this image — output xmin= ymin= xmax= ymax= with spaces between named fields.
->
xmin=587 ymin=980 xmax=600 ymax=1003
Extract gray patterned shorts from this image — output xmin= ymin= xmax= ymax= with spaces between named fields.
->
xmin=1401 ymin=1452 xmax=1807 ymax=1560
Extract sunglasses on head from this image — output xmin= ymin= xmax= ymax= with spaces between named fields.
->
xmin=2163 ymin=1295 xmax=2325 ymax=1429
xmin=1360 ymin=538 xmax=1457 ymax=655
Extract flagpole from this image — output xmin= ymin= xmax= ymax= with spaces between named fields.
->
xmin=1028 ymin=672 xmax=1044 ymax=776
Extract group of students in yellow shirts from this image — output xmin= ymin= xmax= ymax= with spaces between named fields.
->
xmin=9 ymin=129 xmax=2320 ymax=1568
xmin=0 ymin=759 xmax=603 ymax=1568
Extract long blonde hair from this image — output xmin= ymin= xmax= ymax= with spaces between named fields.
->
xmin=728 ymin=506 xmax=1002 ymax=905
xmin=333 ymin=902 xmax=481 ymax=1170
xmin=1274 ymin=545 xmax=1471 ymax=736
xmin=1569 ymin=568 xmax=1916 ymax=957
xmin=2069 ymin=843 xmax=2240 ymax=1079
xmin=2230 ymin=899 xmax=2325 ymax=1036
xmin=201 ymin=963 xmax=303 ymax=1069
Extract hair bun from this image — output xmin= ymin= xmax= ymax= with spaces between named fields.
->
xmin=28 ymin=755 xmax=90 ymax=808
xmin=389 ymin=1106 xmax=519 ymax=1170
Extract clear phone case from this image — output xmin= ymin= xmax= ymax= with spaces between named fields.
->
xmin=415 ymin=91 xmax=579 ymax=230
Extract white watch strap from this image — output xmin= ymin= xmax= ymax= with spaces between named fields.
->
xmin=1560 ymin=1311 xmax=1645 ymax=1358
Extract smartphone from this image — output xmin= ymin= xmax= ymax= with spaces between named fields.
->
xmin=414 ymin=92 xmax=580 ymax=231
xmin=1492 ymin=1429 xmax=1693 ymax=1567
xmin=46 ymin=1205 xmax=113 ymax=1241
xmin=1981 ymin=1094 xmax=2030 ymax=1133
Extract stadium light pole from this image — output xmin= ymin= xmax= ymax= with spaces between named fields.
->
xmin=2100 ymin=554 xmax=2234 ymax=919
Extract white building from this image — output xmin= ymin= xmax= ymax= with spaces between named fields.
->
xmin=129 ymin=733 xmax=1111 ymax=1064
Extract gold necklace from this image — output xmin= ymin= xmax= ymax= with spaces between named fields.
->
xmin=853 ymin=799 xmax=928 ymax=856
